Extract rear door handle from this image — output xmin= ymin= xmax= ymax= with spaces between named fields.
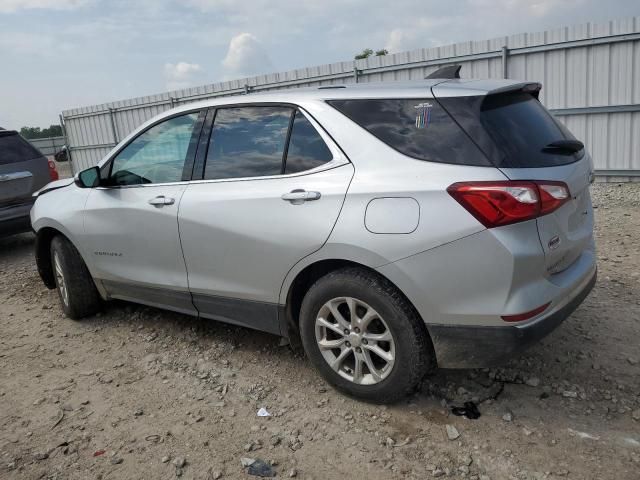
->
xmin=281 ymin=189 xmax=321 ymax=204
xmin=148 ymin=195 xmax=175 ymax=206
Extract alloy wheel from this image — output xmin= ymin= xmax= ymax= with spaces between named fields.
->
xmin=315 ymin=297 xmax=396 ymax=385
xmin=53 ymin=252 xmax=69 ymax=306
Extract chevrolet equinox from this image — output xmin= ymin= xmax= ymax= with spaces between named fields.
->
xmin=31 ymin=78 xmax=596 ymax=402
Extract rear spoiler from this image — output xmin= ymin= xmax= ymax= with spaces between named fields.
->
xmin=488 ymin=82 xmax=541 ymax=99
xmin=428 ymin=66 xmax=542 ymax=100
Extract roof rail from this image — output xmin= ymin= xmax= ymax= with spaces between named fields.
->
xmin=425 ymin=65 xmax=461 ymax=80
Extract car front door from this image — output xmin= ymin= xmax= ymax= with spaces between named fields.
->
xmin=82 ymin=110 xmax=204 ymax=314
xmin=178 ymin=106 xmax=354 ymax=334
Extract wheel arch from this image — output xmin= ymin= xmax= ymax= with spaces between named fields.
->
xmin=35 ymin=226 xmax=65 ymax=289
xmin=281 ymin=256 xmax=432 ymax=356
xmin=34 ymin=223 xmax=88 ymax=290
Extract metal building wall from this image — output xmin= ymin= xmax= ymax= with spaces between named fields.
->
xmin=62 ymin=17 xmax=640 ymax=179
xmin=28 ymin=136 xmax=65 ymax=156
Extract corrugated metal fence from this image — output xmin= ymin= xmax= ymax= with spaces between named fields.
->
xmin=28 ymin=136 xmax=65 ymax=156
xmin=62 ymin=17 xmax=640 ymax=180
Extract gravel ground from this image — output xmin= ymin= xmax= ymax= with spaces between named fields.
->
xmin=1 ymin=183 xmax=639 ymax=480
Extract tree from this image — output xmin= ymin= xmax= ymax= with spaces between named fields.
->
xmin=354 ymin=48 xmax=388 ymax=60
xmin=354 ymin=48 xmax=374 ymax=60
xmin=19 ymin=124 xmax=63 ymax=139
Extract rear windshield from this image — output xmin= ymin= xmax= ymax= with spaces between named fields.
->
xmin=479 ymin=92 xmax=582 ymax=168
xmin=438 ymin=92 xmax=583 ymax=169
xmin=327 ymin=99 xmax=491 ymax=166
xmin=0 ymin=133 xmax=43 ymax=165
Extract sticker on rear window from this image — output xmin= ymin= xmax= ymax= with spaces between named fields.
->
xmin=414 ymin=102 xmax=432 ymax=129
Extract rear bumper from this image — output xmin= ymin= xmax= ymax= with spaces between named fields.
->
xmin=428 ymin=268 xmax=596 ymax=368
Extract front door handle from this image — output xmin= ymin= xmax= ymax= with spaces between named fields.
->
xmin=148 ymin=195 xmax=175 ymax=206
xmin=281 ymin=189 xmax=321 ymax=205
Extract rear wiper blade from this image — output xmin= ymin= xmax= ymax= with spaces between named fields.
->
xmin=542 ymin=139 xmax=584 ymax=154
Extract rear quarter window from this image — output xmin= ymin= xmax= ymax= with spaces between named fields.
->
xmin=327 ymin=98 xmax=491 ymax=166
xmin=0 ymin=133 xmax=43 ymax=165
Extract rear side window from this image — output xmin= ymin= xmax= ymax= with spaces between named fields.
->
xmin=479 ymin=92 xmax=582 ymax=168
xmin=205 ymin=106 xmax=292 ymax=180
xmin=284 ymin=111 xmax=333 ymax=174
xmin=0 ymin=133 xmax=43 ymax=165
xmin=328 ymin=99 xmax=490 ymax=166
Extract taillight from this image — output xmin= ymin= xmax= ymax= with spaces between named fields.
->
xmin=538 ymin=182 xmax=570 ymax=215
xmin=447 ymin=181 xmax=570 ymax=228
xmin=48 ymin=159 xmax=59 ymax=181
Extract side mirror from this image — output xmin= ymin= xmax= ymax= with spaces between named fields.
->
xmin=74 ymin=166 xmax=101 ymax=188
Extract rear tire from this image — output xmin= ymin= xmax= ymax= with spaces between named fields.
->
xmin=50 ymin=235 xmax=102 ymax=319
xmin=299 ymin=267 xmax=434 ymax=403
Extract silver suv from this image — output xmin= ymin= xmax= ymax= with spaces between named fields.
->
xmin=31 ymin=78 xmax=596 ymax=402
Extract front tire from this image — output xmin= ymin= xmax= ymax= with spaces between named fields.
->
xmin=299 ymin=267 xmax=434 ymax=403
xmin=50 ymin=235 xmax=102 ymax=319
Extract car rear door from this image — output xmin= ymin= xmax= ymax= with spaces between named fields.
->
xmin=0 ymin=131 xmax=50 ymax=208
xmin=81 ymin=110 xmax=205 ymax=314
xmin=178 ymin=106 xmax=353 ymax=334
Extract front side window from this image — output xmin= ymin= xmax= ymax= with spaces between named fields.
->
xmin=204 ymin=106 xmax=292 ymax=180
xmin=284 ymin=111 xmax=333 ymax=174
xmin=109 ymin=113 xmax=199 ymax=185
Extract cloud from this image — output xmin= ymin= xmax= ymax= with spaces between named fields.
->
xmin=164 ymin=61 xmax=203 ymax=90
xmin=468 ymin=0 xmax=584 ymax=17
xmin=2 ymin=0 xmax=638 ymax=129
xmin=0 ymin=0 xmax=90 ymax=13
xmin=0 ymin=31 xmax=73 ymax=55
xmin=222 ymin=32 xmax=274 ymax=79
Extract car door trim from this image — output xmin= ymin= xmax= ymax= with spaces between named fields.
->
xmin=181 ymin=109 xmax=208 ymax=182
xmin=101 ymin=279 xmax=282 ymax=335
xmin=102 ymin=279 xmax=197 ymax=316
xmin=187 ymin=160 xmax=350 ymax=185
xmin=94 ymin=181 xmax=190 ymax=190
xmin=192 ymin=293 xmax=281 ymax=336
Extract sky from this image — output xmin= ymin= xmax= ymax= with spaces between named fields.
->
xmin=0 ymin=0 xmax=638 ymax=129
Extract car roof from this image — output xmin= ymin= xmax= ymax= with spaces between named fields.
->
xmin=99 ymin=77 xmax=538 ymax=168
xmin=164 ymin=78 xmax=536 ymax=115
